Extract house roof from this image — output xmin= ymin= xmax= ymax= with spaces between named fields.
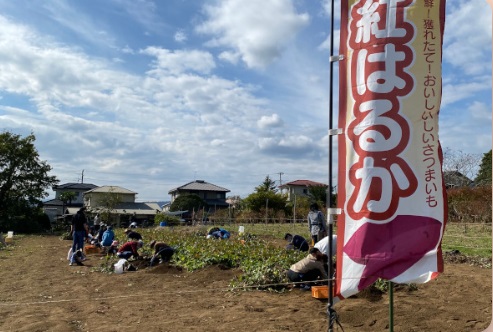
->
xmin=168 ymin=180 xmax=230 ymax=194
xmin=85 ymin=185 xmax=137 ymax=195
xmin=43 ymin=198 xmax=83 ymax=208
xmin=279 ymin=180 xmax=327 ymax=188
xmin=52 ymin=182 xmax=98 ymax=191
xmin=87 ymin=202 xmax=160 ymax=215
xmin=443 ymin=171 xmax=473 ymax=188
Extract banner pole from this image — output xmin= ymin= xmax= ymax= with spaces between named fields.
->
xmin=327 ymin=0 xmax=336 ymax=331
xmin=389 ymin=281 xmax=394 ymax=332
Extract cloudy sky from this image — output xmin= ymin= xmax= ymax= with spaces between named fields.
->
xmin=0 ymin=0 xmax=491 ymax=201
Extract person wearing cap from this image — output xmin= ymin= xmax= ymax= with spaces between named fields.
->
xmin=284 ymin=233 xmax=309 ymax=252
xmin=117 ymin=240 xmax=143 ymax=260
xmin=149 ymin=240 xmax=175 ymax=266
xmin=286 ymin=247 xmax=328 ymax=290
xmin=124 ymin=228 xmax=142 ymax=241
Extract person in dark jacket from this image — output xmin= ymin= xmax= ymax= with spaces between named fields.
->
xmin=149 ymin=240 xmax=175 ymax=266
xmin=124 ymin=228 xmax=142 ymax=241
xmin=284 ymin=233 xmax=309 ymax=252
xmin=70 ymin=207 xmax=89 ymax=262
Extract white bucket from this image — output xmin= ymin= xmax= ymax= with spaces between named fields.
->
xmin=114 ymin=259 xmax=127 ymax=274
xmin=238 ymin=226 xmax=244 ymax=234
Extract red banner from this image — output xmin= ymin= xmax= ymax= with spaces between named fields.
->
xmin=336 ymin=0 xmax=447 ymax=299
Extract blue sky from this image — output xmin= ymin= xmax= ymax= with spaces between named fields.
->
xmin=0 ymin=0 xmax=491 ymax=201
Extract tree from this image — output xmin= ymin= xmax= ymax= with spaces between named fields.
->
xmin=475 ymin=150 xmax=492 ymax=186
xmin=59 ymin=191 xmax=76 ymax=216
xmin=0 ymin=131 xmax=58 ymax=231
xmin=255 ymin=175 xmax=278 ymax=193
xmin=243 ymin=191 xmax=287 ymax=214
xmin=442 ymin=148 xmax=481 ymax=184
xmin=59 ymin=191 xmax=76 ymax=206
xmin=95 ymin=189 xmax=122 ymax=225
xmin=169 ymin=194 xmax=207 ymax=214
xmin=307 ymin=185 xmax=328 ymax=207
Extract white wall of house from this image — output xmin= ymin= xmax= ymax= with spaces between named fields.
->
xmin=286 ymin=186 xmax=310 ymax=201
xmin=84 ymin=192 xmax=135 ymax=208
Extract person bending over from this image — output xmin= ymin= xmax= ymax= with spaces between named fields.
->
xmin=117 ymin=240 xmax=143 ymax=260
xmin=149 ymin=240 xmax=175 ymax=266
xmin=286 ymin=247 xmax=328 ymax=290
xmin=284 ymin=233 xmax=309 ymax=252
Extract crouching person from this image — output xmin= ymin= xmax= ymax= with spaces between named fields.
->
xmin=286 ymin=248 xmax=327 ymax=290
xmin=149 ymin=240 xmax=175 ymax=266
xmin=100 ymin=225 xmax=115 ymax=254
xmin=284 ymin=233 xmax=309 ymax=252
xmin=69 ymin=249 xmax=85 ymax=266
xmin=117 ymin=240 xmax=143 ymax=260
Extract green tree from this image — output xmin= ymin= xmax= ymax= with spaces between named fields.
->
xmin=475 ymin=150 xmax=492 ymax=186
xmin=59 ymin=191 xmax=76 ymax=205
xmin=243 ymin=190 xmax=287 ymax=213
xmin=255 ymin=175 xmax=278 ymax=193
xmin=0 ymin=131 xmax=58 ymax=231
xmin=170 ymin=194 xmax=207 ymax=214
xmin=308 ymin=185 xmax=328 ymax=206
xmin=95 ymin=189 xmax=122 ymax=225
xmin=59 ymin=191 xmax=76 ymax=216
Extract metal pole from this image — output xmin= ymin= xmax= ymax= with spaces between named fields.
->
xmin=327 ymin=0 xmax=336 ymax=331
xmin=265 ymin=198 xmax=269 ymax=224
xmin=389 ymin=281 xmax=394 ymax=332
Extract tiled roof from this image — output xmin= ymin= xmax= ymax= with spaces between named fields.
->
xmin=168 ymin=180 xmax=230 ymax=194
xmin=85 ymin=185 xmax=137 ymax=194
xmin=279 ymin=180 xmax=327 ymax=188
xmin=52 ymin=182 xmax=98 ymax=190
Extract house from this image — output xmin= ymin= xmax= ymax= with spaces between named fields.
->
xmin=443 ymin=171 xmax=473 ymax=189
xmin=168 ymin=180 xmax=230 ymax=210
xmin=84 ymin=185 xmax=161 ymax=227
xmin=279 ymin=180 xmax=327 ymax=201
xmin=43 ymin=182 xmax=98 ymax=222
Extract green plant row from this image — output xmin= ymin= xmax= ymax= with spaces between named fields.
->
xmin=112 ymin=227 xmax=306 ymax=290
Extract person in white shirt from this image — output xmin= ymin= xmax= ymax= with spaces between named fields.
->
xmin=314 ymin=235 xmax=337 ymax=257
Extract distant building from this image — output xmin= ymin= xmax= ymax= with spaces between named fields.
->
xmin=84 ymin=185 xmax=161 ymax=227
xmin=168 ymin=180 xmax=230 ymax=209
xmin=43 ymin=182 xmax=98 ymax=222
xmin=443 ymin=171 xmax=473 ymax=189
xmin=279 ymin=179 xmax=327 ymax=201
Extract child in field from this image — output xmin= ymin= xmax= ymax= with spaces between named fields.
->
xmin=69 ymin=249 xmax=85 ymax=266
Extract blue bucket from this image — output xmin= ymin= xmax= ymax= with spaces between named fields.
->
xmin=159 ymin=221 xmax=168 ymax=227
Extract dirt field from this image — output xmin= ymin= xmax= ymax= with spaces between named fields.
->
xmin=0 ymin=235 xmax=491 ymax=332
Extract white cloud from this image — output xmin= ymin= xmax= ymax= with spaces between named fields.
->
xmin=218 ymin=51 xmax=240 ymax=65
xmin=441 ymin=76 xmax=491 ymax=107
xmin=141 ymin=47 xmax=216 ymax=74
xmin=174 ymin=30 xmax=187 ymax=43
xmin=196 ymin=0 xmax=309 ymax=69
xmin=469 ymin=101 xmax=492 ymax=121
xmin=443 ymin=0 xmax=492 ymax=75
xmin=257 ymin=113 xmax=283 ymax=129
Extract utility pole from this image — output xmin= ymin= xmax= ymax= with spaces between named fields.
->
xmin=277 ymin=172 xmax=284 ymax=193
xmin=81 ymin=169 xmax=84 ymax=183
